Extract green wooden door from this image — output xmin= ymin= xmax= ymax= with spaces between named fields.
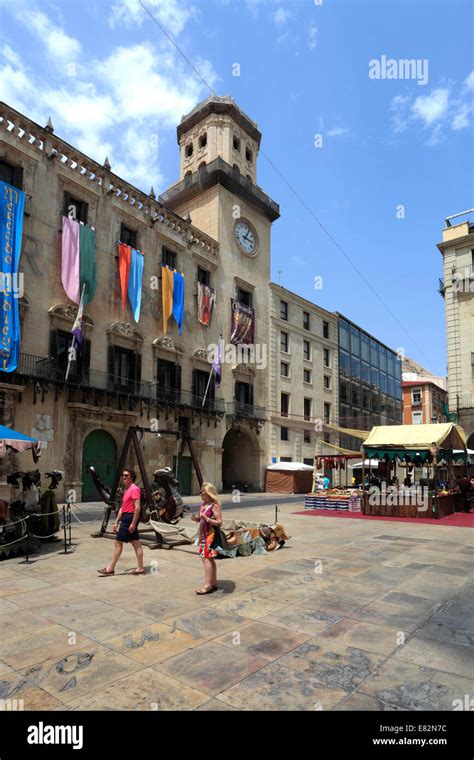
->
xmin=82 ymin=430 xmax=117 ymax=501
xmin=173 ymin=455 xmax=192 ymax=496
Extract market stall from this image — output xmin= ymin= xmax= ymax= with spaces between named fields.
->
xmin=361 ymin=423 xmax=468 ymax=519
xmin=265 ymin=462 xmax=313 ymax=494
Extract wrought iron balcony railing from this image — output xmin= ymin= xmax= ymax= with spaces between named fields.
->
xmin=227 ymin=400 xmax=266 ymax=420
xmin=0 ymin=353 xmax=225 ymax=412
xmin=456 ymin=395 xmax=474 ymax=411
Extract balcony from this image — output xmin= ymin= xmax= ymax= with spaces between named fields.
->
xmin=0 ymin=353 xmax=225 ymax=413
xmin=438 ymin=278 xmax=445 ymax=298
xmin=227 ymin=400 xmax=266 ymax=422
xmin=457 ymin=395 xmax=474 ymax=411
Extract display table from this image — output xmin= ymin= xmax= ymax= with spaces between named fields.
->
xmin=305 ymin=492 xmax=362 ymax=512
xmin=433 ymin=492 xmax=464 ymax=519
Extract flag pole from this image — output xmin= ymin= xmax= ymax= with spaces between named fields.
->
xmin=65 ymin=284 xmax=85 ymax=381
xmin=201 ymin=366 xmax=214 ymax=408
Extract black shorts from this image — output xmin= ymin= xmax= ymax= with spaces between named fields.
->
xmin=116 ymin=513 xmax=139 ymax=542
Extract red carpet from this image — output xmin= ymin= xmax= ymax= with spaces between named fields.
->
xmin=293 ymin=509 xmax=474 ymax=528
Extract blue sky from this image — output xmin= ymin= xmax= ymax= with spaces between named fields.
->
xmin=0 ymin=0 xmax=472 ymax=375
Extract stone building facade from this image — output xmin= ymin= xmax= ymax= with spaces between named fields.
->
xmin=437 ymin=213 xmax=474 ymax=445
xmin=268 ymin=284 xmax=340 ymax=478
xmin=0 ymin=96 xmax=280 ymax=501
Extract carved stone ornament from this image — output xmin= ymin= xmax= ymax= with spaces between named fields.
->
xmin=153 ymin=336 xmax=174 ymax=350
xmin=49 ymin=303 xmax=94 ymax=327
xmin=107 ymin=322 xmax=144 ymax=346
xmin=193 ymin=348 xmax=209 ymax=360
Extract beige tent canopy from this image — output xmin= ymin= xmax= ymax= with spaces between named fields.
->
xmin=363 ymin=423 xmax=467 ymax=451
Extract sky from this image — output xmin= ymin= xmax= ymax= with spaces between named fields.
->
xmin=0 ymin=0 xmax=472 ymax=376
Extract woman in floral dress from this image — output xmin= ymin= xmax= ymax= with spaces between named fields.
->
xmin=192 ymin=482 xmax=222 ymax=594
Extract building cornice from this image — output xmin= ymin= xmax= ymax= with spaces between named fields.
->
xmin=159 ymin=158 xmax=280 ymax=223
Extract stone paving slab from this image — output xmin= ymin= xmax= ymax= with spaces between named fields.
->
xmin=2 ymin=499 xmax=473 ymax=711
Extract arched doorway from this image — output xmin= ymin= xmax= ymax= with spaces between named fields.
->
xmin=222 ymin=427 xmax=261 ymax=491
xmin=82 ymin=430 xmax=117 ymax=501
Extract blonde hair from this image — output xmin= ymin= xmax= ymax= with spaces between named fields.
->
xmin=201 ymin=482 xmax=221 ymax=508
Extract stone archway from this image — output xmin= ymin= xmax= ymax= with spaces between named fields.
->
xmin=222 ymin=427 xmax=261 ymax=491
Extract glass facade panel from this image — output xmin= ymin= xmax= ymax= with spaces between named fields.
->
xmin=379 ymin=347 xmax=387 ymax=373
xmin=350 ymin=326 xmax=360 ymax=356
xmin=339 ymin=321 xmax=349 ymax=350
xmin=352 ymin=384 xmax=360 ymax=407
xmin=351 ymin=355 xmax=360 ymax=378
xmin=340 ymin=381 xmax=350 ymax=404
xmin=379 ymin=372 xmax=387 ymax=393
xmin=340 ymin=349 xmax=350 ymax=375
xmin=361 ymin=334 xmax=370 ymax=362
xmin=388 ymin=376 xmax=395 ymax=397
xmin=362 ymin=387 xmax=370 ymax=409
xmin=361 ymin=361 xmax=370 ymax=383
xmin=370 ymin=340 xmax=379 ymax=367
xmin=371 ymin=366 xmax=379 ymax=386
xmin=387 ymin=352 xmax=395 ymax=377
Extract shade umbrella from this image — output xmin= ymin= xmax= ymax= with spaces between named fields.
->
xmin=0 ymin=425 xmax=42 ymax=461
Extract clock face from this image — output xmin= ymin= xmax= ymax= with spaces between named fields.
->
xmin=234 ymin=220 xmax=258 ymax=255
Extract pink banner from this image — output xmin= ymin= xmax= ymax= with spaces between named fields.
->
xmin=61 ymin=216 xmax=80 ymax=304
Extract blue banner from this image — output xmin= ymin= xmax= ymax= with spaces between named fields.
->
xmin=0 ymin=181 xmax=25 ymax=372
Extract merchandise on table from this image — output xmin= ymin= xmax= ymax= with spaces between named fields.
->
xmin=305 ymin=488 xmax=362 ymax=512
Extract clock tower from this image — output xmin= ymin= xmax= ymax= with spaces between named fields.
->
xmin=160 ymin=95 xmax=280 ymax=490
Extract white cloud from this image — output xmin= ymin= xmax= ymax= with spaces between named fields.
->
xmin=463 ymin=70 xmax=474 ymax=91
xmin=274 ymin=7 xmax=291 ymax=26
xmin=327 ymin=127 xmax=349 ymax=137
xmin=308 ymin=26 xmax=318 ymax=50
xmin=452 ymin=102 xmax=472 ymax=130
xmin=390 ymin=76 xmax=472 ymax=145
xmin=110 ymin=0 xmax=195 ymax=35
xmin=411 ymin=88 xmax=449 ymax=126
xmin=0 ymin=7 xmax=217 ymax=192
xmin=24 ymin=9 xmax=81 ymax=64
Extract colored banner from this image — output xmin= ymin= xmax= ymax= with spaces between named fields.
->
xmin=230 ymin=298 xmax=254 ymax=345
xmin=0 ymin=181 xmax=25 ymax=372
xmin=197 ymin=282 xmax=216 ymax=326
xmin=128 ymin=248 xmax=144 ymax=323
xmin=61 ymin=217 xmax=97 ymax=305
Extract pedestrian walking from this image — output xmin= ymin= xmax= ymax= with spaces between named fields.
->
xmin=192 ymin=482 xmax=222 ymax=594
xmin=97 ymin=468 xmax=144 ymax=576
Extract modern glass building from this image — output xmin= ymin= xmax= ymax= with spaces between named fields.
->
xmin=337 ymin=314 xmax=403 ymax=452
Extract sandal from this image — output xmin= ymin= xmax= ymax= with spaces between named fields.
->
xmin=195 ymin=586 xmax=216 ymax=595
xmin=128 ymin=569 xmax=145 ymax=575
xmin=97 ymin=567 xmax=114 ymax=575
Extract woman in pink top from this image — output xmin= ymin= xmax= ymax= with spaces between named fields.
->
xmin=191 ymin=482 xmax=223 ymax=594
xmin=98 ymin=468 xmax=145 ymax=575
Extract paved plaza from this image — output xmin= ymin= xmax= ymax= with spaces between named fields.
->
xmin=1 ymin=496 xmax=473 ymax=711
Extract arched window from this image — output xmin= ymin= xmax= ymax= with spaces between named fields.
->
xmin=184 ymin=170 xmax=192 ymax=178
xmin=198 ymin=133 xmax=207 ymax=149
xmin=245 ymin=147 xmax=253 ymax=163
xmin=233 ymin=135 xmax=241 ymax=152
xmin=198 ymin=161 xmax=206 ymax=170
xmin=185 ymin=142 xmax=193 ymax=158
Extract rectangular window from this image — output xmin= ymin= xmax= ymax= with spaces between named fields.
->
xmin=0 ymin=159 xmax=23 ymax=189
xmin=379 ymin=347 xmax=387 ymax=373
xmin=323 ymin=321 xmax=329 ymax=339
xmin=281 ymin=362 xmax=289 ymax=377
xmin=280 ymin=300 xmax=288 ymax=320
xmin=193 ymin=369 xmax=215 ymax=408
xmin=281 ymin=392 xmax=289 ymax=417
xmin=108 ymin=346 xmax=140 ymax=392
xmin=304 ymin=398 xmax=312 ymax=421
xmin=303 ymin=340 xmax=311 ymax=361
xmin=361 ymin=333 xmax=370 ymax=362
xmin=411 ymin=387 xmax=422 ymax=404
xmin=352 ymin=384 xmax=360 ymax=407
xmin=371 ymin=366 xmax=379 ymax=387
xmin=361 ymin=361 xmax=370 ymax=384
xmin=304 ymin=369 xmax=312 ymax=383
xmin=237 ymin=286 xmax=252 ymax=307
xmin=350 ymin=326 xmax=360 ymax=356
xmin=412 ymin=411 xmax=422 ymax=425
xmin=351 ymin=355 xmax=360 ymax=378
xmin=303 ymin=311 xmax=310 ymax=330
xmin=162 ymin=246 xmax=177 ymax=268
xmin=370 ymin=340 xmax=379 ymax=367
xmin=324 ymin=375 xmax=331 ymax=389
xmin=63 ymin=191 xmax=88 ymax=223
xmin=340 ymin=381 xmax=350 ymax=404
xmin=379 ymin=372 xmax=387 ymax=394
xmin=281 ymin=331 xmax=289 ymax=353
xmin=157 ymin=359 xmax=181 ymax=403
xmin=323 ymin=348 xmax=330 ymax=367
xmin=323 ymin=432 xmax=330 ymax=443
xmin=197 ymin=267 xmax=211 ymax=286
xmin=280 ymin=428 xmax=289 ymax=441
xmin=303 ymin=456 xmax=313 ymax=465
xmin=50 ymin=329 xmax=90 ymax=381
xmin=362 ymin=387 xmax=370 ymax=410
xmin=303 ymin=432 xmax=311 ymax=444
xmin=120 ymin=223 xmax=137 ymax=248
xmin=324 ymin=402 xmax=331 ymax=424
xmin=235 ymin=381 xmax=254 ymax=408
xmin=280 ymin=456 xmax=292 ymax=461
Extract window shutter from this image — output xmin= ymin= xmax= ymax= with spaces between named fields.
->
xmin=49 ymin=330 xmax=58 ymax=359
xmin=135 ymin=353 xmax=142 ymax=383
xmin=108 ymin=346 xmax=114 ymax=389
xmin=12 ymin=166 xmax=23 ymax=190
xmin=248 ymin=384 xmax=254 ymax=406
xmin=174 ymin=364 xmax=181 ymax=390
